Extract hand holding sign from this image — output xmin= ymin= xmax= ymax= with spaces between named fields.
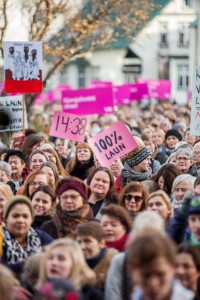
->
xmin=50 ymin=112 xmax=87 ymax=142
xmin=88 ymin=121 xmax=138 ymax=166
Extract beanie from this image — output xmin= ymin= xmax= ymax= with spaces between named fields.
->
xmin=126 ymin=147 xmax=151 ymax=168
xmin=165 ymin=129 xmax=182 ymax=141
xmin=187 ymin=196 xmax=200 ymax=216
xmin=3 ymin=195 xmax=34 ymax=220
xmin=56 ymin=178 xmax=88 ymax=202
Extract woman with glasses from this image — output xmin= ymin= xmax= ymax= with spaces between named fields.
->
xmin=146 ymin=190 xmax=173 ymax=228
xmin=119 ymin=181 xmax=148 ymax=220
xmin=41 ymin=177 xmax=93 ymax=239
xmin=19 ymin=169 xmax=51 ymax=197
xmin=190 ymin=142 xmax=200 ymax=177
xmin=100 ymin=204 xmax=132 ymax=252
xmin=175 ymin=148 xmax=193 ymax=174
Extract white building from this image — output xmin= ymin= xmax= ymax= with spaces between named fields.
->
xmin=47 ymin=0 xmax=197 ymax=105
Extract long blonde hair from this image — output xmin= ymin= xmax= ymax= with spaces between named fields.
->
xmin=36 ymin=238 xmax=96 ymax=289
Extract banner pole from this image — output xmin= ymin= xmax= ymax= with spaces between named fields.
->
xmin=22 ymin=95 xmax=25 ymax=136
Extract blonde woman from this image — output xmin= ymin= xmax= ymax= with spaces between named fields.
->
xmin=0 ymin=183 xmax=13 ymax=224
xmin=146 ymin=190 xmax=174 ymax=228
xmin=36 ymin=238 xmax=103 ymax=300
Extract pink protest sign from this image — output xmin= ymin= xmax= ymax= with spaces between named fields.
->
xmin=88 ymin=120 xmax=138 ymax=166
xmin=89 ymin=80 xmax=113 ymax=88
xmin=62 ymin=87 xmax=114 ymax=115
xmin=129 ymin=83 xmax=149 ymax=101
xmin=113 ymin=85 xmax=130 ymax=105
xmin=138 ymin=79 xmax=171 ymax=100
xmin=50 ymin=111 xmax=87 ymax=142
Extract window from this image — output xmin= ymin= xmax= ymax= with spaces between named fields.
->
xmin=177 ymin=64 xmax=189 ymax=90
xmin=184 ymin=0 xmax=192 ymax=6
xmin=178 ymin=24 xmax=189 ymax=47
xmin=159 ymin=23 xmax=168 ymax=48
xmin=91 ymin=66 xmax=100 ymax=80
xmin=78 ymin=66 xmax=86 ymax=88
xmin=60 ymin=68 xmax=68 ymax=84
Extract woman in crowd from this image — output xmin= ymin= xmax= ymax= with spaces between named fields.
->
xmin=127 ymin=233 xmax=194 ymax=300
xmin=174 ymin=148 xmax=193 ymax=174
xmin=66 ymin=142 xmax=95 ymax=181
xmin=36 ymin=238 xmax=103 ymax=300
xmin=190 ymin=142 xmax=200 ymax=177
xmin=29 ymin=150 xmax=49 ymax=171
xmin=146 ymin=190 xmax=173 ymax=227
xmin=41 ymin=177 xmax=93 ymax=238
xmin=0 ymin=161 xmax=11 ymax=184
xmin=142 ymin=134 xmax=161 ymax=175
xmin=20 ymin=169 xmax=51 ymax=198
xmin=175 ymin=243 xmax=200 ymax=299
xmin=0 ymin=183 xmax=13 ymax=224
xmin=171 ymin=174 xmax=196 ymax=209
xmin=119 ymin=181 xmax=148 ymax=220
xmin=41 ymin=161 xmax=60 ymax=187
xmin=184 ymin=128 xmax=197 ymax=146
xmin=165 ymin=129 xmax=183 ymax=152
xmin=30 ymin=185 xmax=56 ymax=229
xmin=75 ymin=221 xmax=118 ymax=291
xmin=87 ymin=166 xmax=117 ymax=219
xmin=21 ymin=133 xmax=44 ymax=166
xmin=2 ymin=195 xmax=53 ymax=277
xmin=100 ymin=204 xmax=132 ymax=252
xmin=152 ymin=163 xmax=182 ymax=197
xmin=153 ymin=128 xmax=168 ymax=164
xmin=43 ymin=147 xmax=67 ymax=177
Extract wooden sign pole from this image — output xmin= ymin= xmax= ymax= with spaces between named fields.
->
xmin=22 ymin=95 xmax=25 ymax=136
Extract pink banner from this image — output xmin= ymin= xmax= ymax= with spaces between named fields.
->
xmin=50 ymin=111 xmax=87 ymax=142
xmin=89 ymin=80 xmax=113 ymax=88
xmin=138 ymin=79 xmax=171 ymax=100
xmin=128 ymin=83 xmax=149 ymax=101
xmin=113 ymin=85 xmax=130 ymax=105
xmin=62 ymin=87 xmax=114 ymax=115
xmin=88 ymin=120 xmax=138 ymax=166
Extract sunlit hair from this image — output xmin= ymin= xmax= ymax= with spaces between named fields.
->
xmin=0 ymin=183 xmax=13 ymax=202
xmin=23 ymin=252 xmax=45 ymax=287
xmin=29 ymin=150 xmax=49 ymax=167
xmin=0 ymin=264 xmax=19 ymax=300
xmin=36 ymin=238 xmax=96 ymax=289
xmin=66 ymin=143 xmax=94 ymax=174
xmin=172 ymin=174 xmax=196 ymax=192
xmin=22 ymin=169 xmax=52 ymax=197
xmin=43 ymin=148 xmax=67 ymax=177
xmin=119 ymin=181 xmax=148 ymax=212
xmin=0 ymin=161 xmax=12 ymax=177
xmin=146 ymin=190 xmax=174 ymax=220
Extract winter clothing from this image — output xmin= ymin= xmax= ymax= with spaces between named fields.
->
xmin=3 ymin=195 xmax=34 ymax=220
xmin=89 ymin=198 xmax=115 ymax=220
xmin=106 ymin=234 xmax=129 ymax=252
xmin=121 ymin=162 xmax=152 ymax=186
xmin=56 ymin=178 xmax=88 ymax=201
xmin=126 ymin=147 xmax=151 ymax=168
xmin=41 ymin=203 xmax=93 ymax=239
xmin=86 ymin=248 xmax=118 ymax=290
xmin=31 ymin=215 xmax=52 ymax=229
xmin=69 ymin=157 xmax=95 ymax=181
xmin=165 ymin=129 xmax=182 ymax=141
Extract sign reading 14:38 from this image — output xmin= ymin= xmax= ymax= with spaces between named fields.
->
xmin=50 ymin=111 xmax=87 ymax=142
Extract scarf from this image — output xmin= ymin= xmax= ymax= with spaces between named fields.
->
xmin=3 ymin=226 xmax=42 ymax=264
xmin=86 ymin=248 xmax=107 ymax=269
xmin=121 ymin=162 xmax=152 ymax=186
xmin=53 ymin=204 xmax=93 ymax=238
xmin=106 ymin=234 xmax=129 ymax=252
xmin=189 ymin=233 xmax=200 ymax=247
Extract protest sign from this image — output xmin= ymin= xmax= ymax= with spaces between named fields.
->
xmin=89 ymin=80 xmax=113 ymax=88
xmin=190 ymin=67 xmax=200 ymax=136
xmin=138 ymin=79 xmax=171 ymax=100
xmin=0 ymin=95 xmax=28 ymax=132
xmin=113 ymin=85 xmax=130 ymax=105
xmin=50 ymin=111 xmax=87 ymax=142
xmin=88 ymin=121 xmax=138 ymax=166
xmin=4 ymin=41 xmax=43 ymax=93
xmin=129 ymin=83 xmax=149 ymax=101
xmin=62 ymin=87 xmax=114 ymax=115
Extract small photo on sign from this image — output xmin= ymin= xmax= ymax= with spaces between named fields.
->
xmin=4 ymin=41 xmax=43 ymax=94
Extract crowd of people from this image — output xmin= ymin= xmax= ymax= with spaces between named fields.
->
xmin=0 ymin=100 xmax=200 ymax=300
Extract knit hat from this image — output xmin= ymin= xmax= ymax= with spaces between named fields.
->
xmin=126 ymin=146 xmax=151 ymax=168
xmin=165 ymin=129 xmax=182 ymax=141
xmin=4 ymin=150 xmax=26 ymax=163
xmin=56 ymin=178 xmax=88 ymax=202
xmin=3 ymin=195 xmax=34 ymax=220
xmin=37 ymin=279 xmax=82 ymax=300
xmin=188 ymin=196 xmax=200 ymax=216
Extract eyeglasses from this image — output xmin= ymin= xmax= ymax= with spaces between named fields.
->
xmin=29 ymin=181 xmax=46 ymax=187
xmin=176 ymin=157 xmax=190 ymax=161
xmin=60 ymin=194 xmax=81 ymax=201
xmin=124 ymin=194 xmax=143 ymax=202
